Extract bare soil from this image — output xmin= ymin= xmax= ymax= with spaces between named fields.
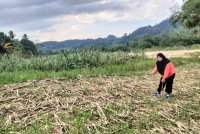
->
xmin=145 ymin=49 xmax=200 ymax=58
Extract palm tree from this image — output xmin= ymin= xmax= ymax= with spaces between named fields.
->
xmin=22 ymin=34 xmax=28 ymax=40
xmin=8 ymin=31 xmax=15 ymax=40
xmin=0 ymin=42 xmax=12 ymax=54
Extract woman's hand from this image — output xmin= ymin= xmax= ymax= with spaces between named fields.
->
xmin=161 ymin=78 xmax=166 ymax=83
xmin=149 ymin=71 xmax=154 ymax=75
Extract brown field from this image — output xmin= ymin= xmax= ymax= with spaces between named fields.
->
xmin=1 ymin=63 xmax=200 ymax=133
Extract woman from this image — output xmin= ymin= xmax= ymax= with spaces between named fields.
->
xmin=150 ymin=53 xmax=176 ymax=99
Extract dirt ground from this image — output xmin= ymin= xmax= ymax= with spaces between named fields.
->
xmin=145 ymin=49 xmax=200 ymax=58
xmin=0 ymin=63 xmax=200 ymax=133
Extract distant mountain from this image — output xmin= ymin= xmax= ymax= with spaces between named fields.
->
xmin=120 ymin=19 xmax=181 ymax=43
xmin=40 ymin=19 xmax=180 ymax=52
xmin=41 ymin=35 xmax=120 ymax=52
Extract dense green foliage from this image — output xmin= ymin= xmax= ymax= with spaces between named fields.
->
xmin=170 ymin=0 xmax=200 ymax=28
xmin=101 ymin=27 xmax=200 ymax=51
xmin=131 ymin=28 xmax=200 ymax=49
xmin=0 ymin=31 xmax=38 ymax=55
xmin=0 ymin=51 xmax=145 ymax=72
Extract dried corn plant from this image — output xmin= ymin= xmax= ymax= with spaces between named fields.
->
xmin=0 ymin=64 xmax=200 ymax=133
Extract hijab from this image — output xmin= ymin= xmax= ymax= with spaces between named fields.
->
xmin=156 ymin=53 xmax=170 ymax=75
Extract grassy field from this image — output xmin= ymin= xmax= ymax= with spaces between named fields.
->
xmin=0 ymin=57 xmax=200 ymax=85
xmin=0 ymin=49 xmax=200 ymax=85
xmin=0 ymin=51 xmax=200 ymax=133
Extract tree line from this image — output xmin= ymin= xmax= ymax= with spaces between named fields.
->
xmin=0 ymin=31 xmax=38 ymax=55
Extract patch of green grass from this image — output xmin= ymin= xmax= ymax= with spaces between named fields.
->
xmin=57 ymin=103 xmax=139 ymax=133
xmin=1 ymin=57 xmax=200 ymax=85
xmin=173 ymin=84 xmax=200 ymax=121
xmin=25 ymin=116 xmax=54 ymax=134
xmin=58 ymin=109 xmax=95 ymax=133
xmin=0 ymin=114 xmax=54 ymax=134
xmin=175 ymin=103 xmax=200 ymax=120
xmin=0 ymin=59 xmax=154 ymax=85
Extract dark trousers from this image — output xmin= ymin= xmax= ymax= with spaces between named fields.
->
xmin=157 ymin=74 xmax=175 ymax=94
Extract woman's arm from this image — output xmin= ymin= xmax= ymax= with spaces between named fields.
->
xmin=150 ymin=65 xmax=157 ymax=75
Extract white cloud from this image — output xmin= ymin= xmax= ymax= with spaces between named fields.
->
xmin=0 ymin=0 xmax=182 ymax=41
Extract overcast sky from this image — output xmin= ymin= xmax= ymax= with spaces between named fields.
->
xmin=0 ymin=0 xmax=183 ymax=42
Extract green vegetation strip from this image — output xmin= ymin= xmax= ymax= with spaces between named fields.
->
xmin=1 ymin=57 xmax=200 ymax=85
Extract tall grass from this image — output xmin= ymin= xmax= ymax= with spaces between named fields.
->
xmin=0 ymin=50 xmax=138 ymax=72
xmin=0 ymin=59 xmax=153 ymax=85
xmin=0 ymin=50 xmax=200 ymax=85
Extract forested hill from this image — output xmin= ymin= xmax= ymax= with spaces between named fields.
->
xmin=40 ymin=19 xmax=180 ymax=52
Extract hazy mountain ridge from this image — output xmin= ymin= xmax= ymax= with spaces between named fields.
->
xmin=40 ymin=19 xmax=180 ymax=52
